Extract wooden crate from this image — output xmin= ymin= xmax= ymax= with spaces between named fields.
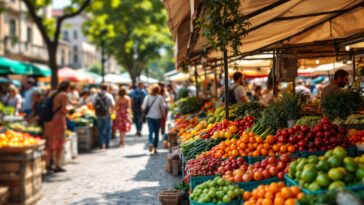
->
xmin=76 ymin=126 xmax=93 ymax=152
xmin=167 ymin=132 xmax=178 ymax=153
xmin=171 ymin=159 xmax=182 ymax=176
xmin=0 ymin=144 xmax=44 ymax=205
xmin=0 ymin=187 xmax=9 ymax=205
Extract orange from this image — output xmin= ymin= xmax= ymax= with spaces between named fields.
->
xmin=249 ymin=132 xmax=255 ymax=137
xmin=284 ymin=198 xmax=296 ymax=205
xmin=279 ymin=145 xmax=287 ymax=153
xmin=265 ymin=135 xmax=274 ymax=144
xmin=263 ymin=143 xmax=270 ymax=149
xmin=264 ymin=191 xmax=274 ymax=200
xmin=280 ymin=187 xmax=293 ymax=199
xmin=231 ymin=138 xmax=237 ymax=143
xmin=273 ymin=196 xmax=285 ymax=205
xmin=287 ymin=145 xmax=296 ymax=153
xmin=272 ymin=144 xmax=279 ymax=152
xmin=297 ymin=192 xmax=305 ymax=199
xmin=268 ymin=182 xmax=280 ymax=194
xmin=261 ymin=148 xmax=268 ymax=156
xmin=243 ymin=191 xmax=251 ymax=200
xmin=239 ymin=143 xmax=247 ymax=149
xmin=230 ymin=144 xmax=237 ymax=150
xmin=234 ymin=174 xmax=242 ymax=182
xmin=249 ymin=137 xmax=255 ymax=143
xmin=277 ymin=182 xmax=285 ymax=188
xmin=262 ymin=198 xmax=273 ymax=205
xmin=290 ymin=186 xmax=301 ymax=196
xmin=256 ymin=136 xmax=263 ymax=143
xmin=252 ymin=189 xmax=259 ymax=199
xmin=253 ymin=143 xmax=259 ymax=148
xmin=232 ymin=150 xmax=239 ymax=157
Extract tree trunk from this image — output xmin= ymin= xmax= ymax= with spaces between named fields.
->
xmin=48 ymin=45 xmax=58 ymax=89
xmin=128 ymin=67 xmax=138 ymax=84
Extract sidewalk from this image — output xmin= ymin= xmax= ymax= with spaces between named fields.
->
xmin=37 ymin=128 xmax=181 ymax=205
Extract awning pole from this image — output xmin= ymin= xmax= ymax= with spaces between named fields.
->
xmin=214 ymin=62 xmax=218 ymax=99
xmin=273 ymin=49 xmax=277 ymax=96
xmin=352 ymin=51 xmax=356 ymax=87
xmin=223 ymin=49 xmax=229 ymax=120
xmin=194 ymin=64 xmax=199 ymax=98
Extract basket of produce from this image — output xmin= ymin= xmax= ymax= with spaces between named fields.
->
xmin=287 ymin=147 xmax=364 ymax=195
xmin=189 ymin=177 xmax=244 ymax=205
xmin=159 ymin=190 xmax=184 ymax=205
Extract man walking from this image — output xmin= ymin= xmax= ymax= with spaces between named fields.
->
xmin=93 ymin=84 xmax=115 ymax=149
xmin=129 ymin=82 xmax=147 ymax=137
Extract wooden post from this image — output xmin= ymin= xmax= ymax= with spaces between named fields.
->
xmin=273 ymin=50 xmax=277 ymax=96
xmin=214 ymin=62 xmax=218 ymax=99
xmin=352 ymin=51 xmax=357 ymax=88
xmin=223 ymin=49 xmax=229 ymax=120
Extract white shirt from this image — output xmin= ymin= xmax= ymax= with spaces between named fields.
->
xmin=229 ymin=83 xmax=246 ymax=103
xmin=142 ymin=95 xmax=164 ymax=119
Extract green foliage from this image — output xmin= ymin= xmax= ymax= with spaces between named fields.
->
xmin=176 ymin=97 xmax=203 ymax=115
xmin=322 ymin=91 xmax=362 ymax=120
xmin=257 ymin=102 xmax=288 ymax=133
xmin=280 ymin=92 xmax=303 ymax=120
xmin=236 ymin=101 xmax=265 ymax=119
xmin=196 ymin=0 xmax=250 ymax=55
xmin=177 ymin=87 xmax=190 ymax=99
xmin=84 ymin=0 xmax=174 ymax=82
xmin=89 ymin=63 xmax=101 ymax=75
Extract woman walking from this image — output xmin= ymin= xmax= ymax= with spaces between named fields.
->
xmin=142 ymin=85 xmax=165 ymax=154
xmin=43 ymin=81 xmax=71 ymax=172
xmin=113 ymin=87 xmax=131 ymax=147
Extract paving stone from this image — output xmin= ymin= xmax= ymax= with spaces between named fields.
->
xmin=36 ymin=127 xmax=181 ymax=205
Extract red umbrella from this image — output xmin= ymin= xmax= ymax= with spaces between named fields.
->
xmin=58 ymin=67 xmax=94 ymax=83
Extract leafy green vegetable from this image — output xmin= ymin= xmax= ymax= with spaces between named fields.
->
xmin=322 ymin=91 xmax=362 ymax=120
xmin=280 ymin=92 xmax=303 ymax=120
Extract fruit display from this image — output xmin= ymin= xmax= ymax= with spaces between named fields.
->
xmin=273 ymin=118 xmax=350 ymax=152
xmin=298 ymin=190 xmax=364 ymax=205
xmin=0 ymin=130 xmax=42 ymax=148
xmin=288 ymin=147 xmax=364 ymax=191
xmin=208 ymin=117 xmax=255 ymax=139
xmin=7 ymin=123 xmax=42 ymax=134
xmin=210 ymin=133 xmax=296 ymax=159
xmin=180 ymin=139 xmax=221 ymax=161
xmin=302 ymin=102 xmax=320 ymax=115
xmin=219 ymin=154 xmax=292 ymax=182
xmin=169 ymin=115 xmax=200 ymax=136
xmin=344 ymin=114 xmax=364 ymax=125
xmin=348 ymin=129 xmax=364 ymax=145
xmin=184 ymin=155 xmax=222 ymax=182
xmin=243 ymin=182 xmax=304 ymax=205
xmin=0 ymin=102 xmax=15 ymax=115
xmin=207 ymin=104 xmax=239 ymax=124
xmin=189 ymin=177 xmax=244 ymax=204
xmin=179 ymin=120 xmax=208 ymax=143
xmin=216 ymin=157 xmax=247 ymax=176
xmin=296 ymin=116 xmax=322 ymax=127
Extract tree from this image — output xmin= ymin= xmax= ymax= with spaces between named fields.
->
xmin=89 ymin=63 xmax=102 ymax=75
xmin=22 ymin=0 xmax=91 ymax=88
xmin=84 ymin=0 xmax=173 ymax=84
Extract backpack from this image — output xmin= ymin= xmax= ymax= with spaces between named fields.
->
xmin=132 ymin=89 xmax=144 ymax=112
xmin=222 ymin=85 xmax=239 ymax=104
xmin=94 ymin=93 xmax=108 ymax=116
xmin=38 ymin=91 xmax=61 ymax=124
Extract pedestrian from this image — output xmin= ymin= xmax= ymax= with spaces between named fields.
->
xmin=142 ymin=84 xmax=165 ymax=154
xmin=43 ymin=80 xmax=71 ymax=172
xmin=129 ymin=82 xmax=147 ymax=137
xmin=93 ymin=84 xmax=115 ymax=149
xmin=225 ymin=71 xmax=249 ymax=104
xmin=23 ymin=78 xmax=39 ymax=116
xmin=113 ymin=87 xmax=132 ymax=147
xmin=320 ymin=69 xmax=349 ymax=107
xmin=2 ymin=85 xmax=23 ymax=114
xmin=250 ymin=85 xmax=263 ymax=102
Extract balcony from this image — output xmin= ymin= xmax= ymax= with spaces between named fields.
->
xmin=2 ymin=37 xmax=48 ymax=62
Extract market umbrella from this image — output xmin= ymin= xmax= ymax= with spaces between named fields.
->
xmin=58 ymin=67 xmax=93 ymax=82
xmin=104 ymin=74 xmax=131 ymax=84
xmin=0 ymin=57 xmax=28 ymax=75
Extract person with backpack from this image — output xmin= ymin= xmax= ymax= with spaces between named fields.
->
xmin=43 ymin=81 xmax=71 ymax=173
xmin=226 ymin=71 xmax=250 ymax=104
xmin=93 ymin=84 xmax=115 ymax=149
xmin=142 ymin=84 xmax=165 ymax=154
xmin=129 ymin=82 xmax=147 ymax=137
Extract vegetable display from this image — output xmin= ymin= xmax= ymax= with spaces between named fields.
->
xmin=184 ymin=155 xmax=222 ymax=182
xmin=180 ymin=139 xmax=220 ymax=161
xmin=189 ymin=177 xmax=244 ymax=204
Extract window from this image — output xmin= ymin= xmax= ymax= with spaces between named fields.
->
xmin=26 ymin=27 xmax=32 ymax=43
xmin=11 ymin=0 xmax=16 ymax=3
xmin=9 ymin=19 xmax=16 ymax=37
xmin=63 ymin=31 xmax=69 ymax=41
xmin=73 ymin=30 xmax=78 ymax=39
xmin=61 ymin=49 xmax=65 ymax=65
xmin=73 ymin=46 xmax=78 ymax=63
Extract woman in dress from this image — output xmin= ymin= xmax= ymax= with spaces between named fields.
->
xmin=2 ymin=85 xmax=22 ymax=114
xmin=113 ymin=87 xmax=131 ymax=147
xmin=43 ymin=81 xmax=71 ymax=172
xmin=142 ymin=84 xmax=165 ymax=154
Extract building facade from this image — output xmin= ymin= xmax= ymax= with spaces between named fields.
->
xmin=0 ymin=0 xmax=70 ymax=67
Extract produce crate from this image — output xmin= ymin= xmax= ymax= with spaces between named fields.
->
xmin=299 ymin=146 xmax=357 ymax=158
xmin=69 ymin=133 xmax=78 ymax=159
xmin=172 ymin=159 xmax=182 ymax=176
xmin=76 ymin=126 xmax=93 ymax=152
xmin=189 ymin=198 xmax=242 ymax=205
xmin=0 ymin=143 xmax=44 ymax=205
xmin=237 ymin=177 xmax=281 ymax=191
xmin=61 ymin=138 xmax=72 ymax=165
xmin=0 ymin=187 xmax=8 ymax=205
xmin=167 ymin=132 xmax=178 ymax=153
xmin=190 ymin=176 xmax=217 ymax=190
xmin=284 ymin=175 xmax=364 ymax=195
xmin=346 ymin=145 xmax=357 ymax=156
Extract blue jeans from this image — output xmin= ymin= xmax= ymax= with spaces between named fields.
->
xmin=147 ymin=117 xmax=161 ymax=148
xmin=132 ymin=111 xmax=143 ymax=133
xmin=97 ymin=116 xmax=112 ymax=146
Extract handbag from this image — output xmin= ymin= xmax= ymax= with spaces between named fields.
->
xmin=142 ymin=96 xmax=157 ymax=122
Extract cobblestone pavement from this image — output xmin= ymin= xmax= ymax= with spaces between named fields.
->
xmin=37 ymin=128 xmax=181 ymax=205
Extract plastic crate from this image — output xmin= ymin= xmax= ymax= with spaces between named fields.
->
xmin=190 ymin=175 xmax=217 ymax=190
xmin=346 ymin=145 xmax=357 ymax=156
xmin=299 ymin=146 xmax=357 ymax=158
xmin=284 ymin=174 xmax=298 ymax=186
xmin=189 ymin=198 xmax=242 ymax=205
xmin=284 ymin=174 xmax=364 ymax=195
xmin=236 ymin=177 xmax=281 ymax=191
